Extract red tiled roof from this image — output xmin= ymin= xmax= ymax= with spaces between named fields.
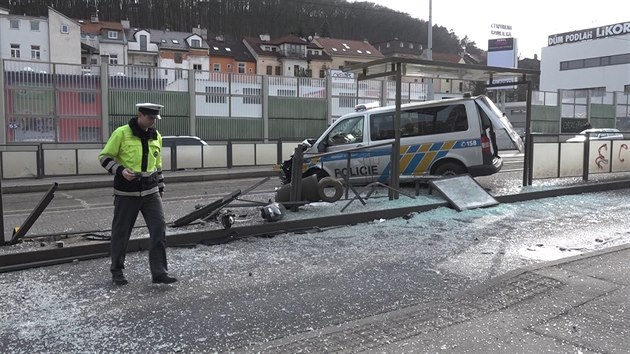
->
xmin=314 ymin=37 xmax=383 ymax=59
xmin=78 ymin=20 xmax=123 ymax=35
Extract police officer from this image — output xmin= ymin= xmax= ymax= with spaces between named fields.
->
xmin=99 ymin=102 xmax=177 ymax=285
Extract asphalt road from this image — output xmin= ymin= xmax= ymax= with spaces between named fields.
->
xmin=1 ymin=187 xmax=629 ymax=353
xmin=2 ymin=153 xmax=630 ymax=352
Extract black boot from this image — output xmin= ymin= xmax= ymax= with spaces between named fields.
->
xmin=152 ymin=274 xmax=177 ymax=284
xmin=112 ymin=273 xmax=128 ymax=286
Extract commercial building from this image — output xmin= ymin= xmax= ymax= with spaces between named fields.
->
xmin=541 ymin=20 xmax=630 ymax=93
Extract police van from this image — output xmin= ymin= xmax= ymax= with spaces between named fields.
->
xmin=281 ymin=95 xmax=523 ymax=185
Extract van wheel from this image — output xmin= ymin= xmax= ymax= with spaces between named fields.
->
xmin=433 ymin=162 xmax=466 ymax=176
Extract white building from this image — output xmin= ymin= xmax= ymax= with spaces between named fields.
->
xmin=0 ymin=7 xmax=80 ymax=70
xmin=47 ymin=8 xmax=81 ymax=65
xmin=0 ymin=9 xmax=51 ymax=71
xmin=541 ymin=20 xmax=630 ymax=93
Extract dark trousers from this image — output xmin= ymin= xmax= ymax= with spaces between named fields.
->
xmin=110 ymin=193 xmax=167 ymax=278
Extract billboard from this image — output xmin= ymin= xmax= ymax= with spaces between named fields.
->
xmin=487 ymin=38 xmax=518 ymax=90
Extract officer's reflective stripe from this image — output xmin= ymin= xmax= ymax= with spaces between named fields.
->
xmin=138 ymin=171 xmax=157 ymax=177
xmin=113 ymin=186 xmax=159 ymax=197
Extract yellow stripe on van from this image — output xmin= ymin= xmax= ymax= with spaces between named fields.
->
xmin=417 ymin=151 xmax=438 ymax=173
xmin=442 ymin=140 xmax=457 ymax=150
xmin=419 ymin=144 xmax=431 ymax=153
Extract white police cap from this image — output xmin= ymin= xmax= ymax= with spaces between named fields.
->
xmin=136 ymin=102 xmax=163 ymax=119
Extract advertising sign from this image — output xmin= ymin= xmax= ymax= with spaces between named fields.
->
xmin=548 ymin=21 xmax=630 ymax=46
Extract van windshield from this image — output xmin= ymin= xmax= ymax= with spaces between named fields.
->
xmin=326 ymin=116 xmax=364 ymax=145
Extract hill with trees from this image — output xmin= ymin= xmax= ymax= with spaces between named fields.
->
xmin=1 ymin=0 xmax=483 ymax=57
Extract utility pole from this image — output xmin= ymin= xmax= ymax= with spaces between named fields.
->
xmin=427 ymin=0 xmax=434 ymax=100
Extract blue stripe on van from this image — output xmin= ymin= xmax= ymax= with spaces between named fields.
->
xmin=403 ymin=153 xmax=425 ymax=175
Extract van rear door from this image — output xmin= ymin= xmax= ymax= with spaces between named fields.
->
xmin=476 ymin=96 xmax=524 ymax=152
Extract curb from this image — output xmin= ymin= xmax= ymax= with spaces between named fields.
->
xmin=458 ymin=243 xmax=630 ymax=300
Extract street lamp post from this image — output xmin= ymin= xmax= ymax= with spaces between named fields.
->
xmin=427 ymin=0 xmax=434 ymax=100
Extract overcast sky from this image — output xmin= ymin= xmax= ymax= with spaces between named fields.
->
xmin=348 ymin=0 xmax=630 ymax=59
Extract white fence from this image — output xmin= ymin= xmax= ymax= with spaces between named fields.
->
xmin=0 ymin=141 xmax=299 ymax=179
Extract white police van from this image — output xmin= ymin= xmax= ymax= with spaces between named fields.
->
xmin=281 ymin=95 xmax=523 ymax=185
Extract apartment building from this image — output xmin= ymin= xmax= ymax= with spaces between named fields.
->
xmin=207 ymin=36 xmax=256 ymax=75
xmin=243 ymin=34 xmax=331 ymax=78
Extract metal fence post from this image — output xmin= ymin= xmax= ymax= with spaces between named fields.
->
xmin=100 ymin=56 xmax=110 ymax=141
xmin=262 ymin=75 xmax=269 ymax=143
xmin=227 ymin=139 xmax=233 ymax=168
xmin=0 ymin=59 xmax=6 ymax=145
xmin=188 ymin=68 xmax=196 ymax=136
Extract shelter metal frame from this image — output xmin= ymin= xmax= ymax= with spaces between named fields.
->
xmin=344 ymin=57 xmax=540 ymax=197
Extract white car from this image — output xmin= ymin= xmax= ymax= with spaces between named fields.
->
xmin=566 ymin=128 xmax=624 ymax=142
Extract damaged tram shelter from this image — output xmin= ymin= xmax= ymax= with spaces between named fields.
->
xmin=341 ymin=57 xmax=541 ymax=195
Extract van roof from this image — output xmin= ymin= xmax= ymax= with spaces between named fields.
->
xmin=339 ymin=95 xmax=481 ymax=119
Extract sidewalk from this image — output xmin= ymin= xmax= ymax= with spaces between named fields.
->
xmin=0 ymin=165 xmax=279 ymax=194
xmin=251 ymin=244 xmax=630 ymax=353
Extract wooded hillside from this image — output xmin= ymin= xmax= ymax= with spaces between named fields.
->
xmin=1 ymin=0 xmax=483 ymax=56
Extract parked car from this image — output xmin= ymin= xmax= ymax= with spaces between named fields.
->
xmin=161 ymin=135 xmax=208 ymax=148
xmin=566 ymin=128 xmax=624 ymax=142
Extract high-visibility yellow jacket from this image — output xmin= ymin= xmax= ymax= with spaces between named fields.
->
xmin=99 ymin=117 xmax=165 ymax=196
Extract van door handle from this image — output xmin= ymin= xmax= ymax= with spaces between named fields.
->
xmin=356 ymin=144 xmax=363 ymax=148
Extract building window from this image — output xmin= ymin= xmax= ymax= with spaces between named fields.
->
xmin=238 ymin=62 xmax=245 ymax=73
xmin=10 ymin=19 xmax=19 ymax=29
xmin=409 ymin=43 xmax=414 ymax=49
xmin=90 ymin=58 xmax=98 ymax=64
xmin=109 ymin=54 xmax=118 ymax=64
xmin=139 ymin=35 xmax=147 ymax=51
xmin=386 ymin=42 xmax=390 ymax=48
xmin=193 ymin=64 xmax=202 ymax=71
xmin=190 ymin=38 xmax=201 ymax=48
xmin=560 ymin=53 xmax=630 ymax=71
xmin=31 ymin=45 xmax=41 ymax=60
xmin=243 ymin=87 xmax=261 ymax=104
xmin=266 ymin=66 xmax=273 ymax=75
xmin=10 ymin=44 xmax=20 ymax=58
xmin=108 ymin=31 xmax=118 ymax=39
xmin=213 ymin=63 xmax=220 ymax=72
xmin=277 ymin=89 xmax=296 ymax=97
xmin=205 ymin=86 xmax=227 ymax=103
xmin=400 ymin=42 xmax=404 ymax=47
xmin=275 ymin=66 xmax=281 ymax=75
xmin=319 ymin=69 xmax=325 ymax=78
xmin=30 ymin=21 xmax=39 ymax=31
xmin=174 ymin=53 xmax=183 ymax=64
xmin=61 ymin=24 xmax=69 ymax=34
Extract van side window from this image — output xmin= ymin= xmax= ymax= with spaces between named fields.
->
xmin=370 ymin=112 xmax=394 ymax=140
xmin=326 ymin=116 xmax=364 ymax=145
xmin=370 ymin=104 xmax=468 ymax=141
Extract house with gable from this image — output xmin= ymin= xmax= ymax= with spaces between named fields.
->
xmin=123 ymin=21 xmax=159 ymax=67
xmin=207 ymin=36 xmax=256 ymax=74
xmin=1 ymin=7 xmax=81 ymax=68
xmin=78 ymin=15 xmax=127 ymax=67
xmin=243 ymin=34 xmax=330 ymax=78
xmin=311 ymin=36 xmax=383 ymax=70
xmin=149 ymin=28 xmax=209 ymax=82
